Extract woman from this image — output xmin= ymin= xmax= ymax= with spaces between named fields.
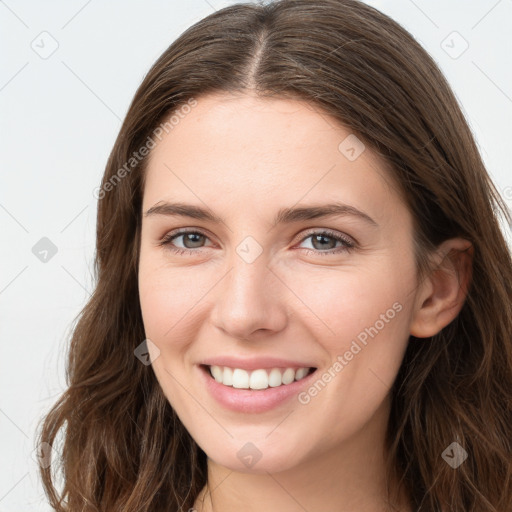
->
xmin=37 ymin=0 xmax=512 ymax=511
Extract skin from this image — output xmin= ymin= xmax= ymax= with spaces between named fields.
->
xmin=137 ymin=91 xmax=472 ymax=512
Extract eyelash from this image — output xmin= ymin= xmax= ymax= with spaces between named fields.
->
xmin=157 ymin=228 xmax=356 ymax=257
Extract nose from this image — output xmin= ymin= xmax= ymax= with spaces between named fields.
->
xmin=210 ymin=250 xmax=288 ymax=341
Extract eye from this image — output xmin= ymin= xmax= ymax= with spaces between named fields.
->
xmin=158 ymin=230 xmax=212 ymax=255
xmin=296 ymin=229 xmax=355 ymax=256
xmin=157 ymin=228 xmax=356 ymax=256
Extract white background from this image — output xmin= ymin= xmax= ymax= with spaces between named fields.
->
xmin=1 ymin=0 xmax=511 ymax=510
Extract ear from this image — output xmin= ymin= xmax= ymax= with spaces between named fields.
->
xmin=409 ymin=238 xmax=473 ymax=338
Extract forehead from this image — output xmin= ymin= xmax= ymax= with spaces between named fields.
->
xmin=142 ymin=92 xmax=406 ymax=226
xmin=148 ymin=91 xmax=371 ymax=166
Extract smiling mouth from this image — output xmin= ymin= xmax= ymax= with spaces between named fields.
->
xmin=201 ymin=364 xmax=317 ymax=391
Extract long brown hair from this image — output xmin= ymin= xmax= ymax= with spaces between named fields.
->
xmin=36 ymin=0 xmax=512 ymax=510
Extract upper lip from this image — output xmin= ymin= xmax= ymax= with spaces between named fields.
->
xmin=200 ymin=356 xmax=317 ymax=371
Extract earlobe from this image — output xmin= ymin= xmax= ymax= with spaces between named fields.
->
xmin=409 ymin=238 xmax=473 ymax=339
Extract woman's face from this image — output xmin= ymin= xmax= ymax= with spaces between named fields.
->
xmin=138 ymin=91 xmax=422 ymax=474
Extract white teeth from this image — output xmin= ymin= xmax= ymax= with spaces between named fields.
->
xmin=211 ymin=365 xmax=223 ymax=382
xmin=281 ymin=368 xmax=295 ymax=385
xmin=268 ymin=368 xmax=282 ymax=387
xmin=249 ymin=369 xmax=268 ymax=390
xmin=295 ymin=367 xmax=307 ymax=380
xmin=208 ymin=365 xmax=311 ymax=390
xmin=232 ymin=368 xmax=249 ymax=389
xmin=222 ymin=366 xmax=233 ymax=386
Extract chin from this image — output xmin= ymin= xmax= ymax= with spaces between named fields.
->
xmin=199 ymin=435 xmax=308 ymax=475
xmin=213 ymin=451 xmax=302 ymax=475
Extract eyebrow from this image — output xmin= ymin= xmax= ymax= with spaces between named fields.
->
xmin=144 ymin=201 xmax=378 ymax=228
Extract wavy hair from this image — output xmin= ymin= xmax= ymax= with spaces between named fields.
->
xmin=37 ymin=0 xmax=512 ymax=510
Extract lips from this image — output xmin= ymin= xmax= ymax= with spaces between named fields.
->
xmin=197 ymin=360 xmax=319 ymax=413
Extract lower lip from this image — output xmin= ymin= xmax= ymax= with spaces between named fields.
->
xmin=198 ymin=365 xmax=318 ymax=413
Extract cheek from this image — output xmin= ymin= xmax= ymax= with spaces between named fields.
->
xmin=137 ymin=259 xmax=202 ymax=405
xmin=138 ymin=253 xmax=202 ymax=340
xmin=138 ymin=255 xmax=223 ymax=371
xmin=138 ymin=272 xmax=176 ymax=341
xmin=283 ymin=260 xmax=415 ymax=405
xmin=284 ymin=261 xmax=413 ymax=343
xmin=288 ymin=269 xmax=413 ymax=436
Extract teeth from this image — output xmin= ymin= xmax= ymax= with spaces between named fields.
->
xmin=268 ymin=368 xmax=282 ymax=387
xmin=295 ymin=367 xmax=307 ymax=380
xmin=210 ymin=365 xmax=223 ymax=383
xmin=282 ymin=368 xmax=295 ymax=385
xmin=249 ymin=369 xmax=268 ymax=390
xmin=223 ymin=366 xmax=233 ymax=386
xmin=208 ymin=365 xmax=312 ymax=390
xmin=232 ymin=368 xmax=249 ymax=389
